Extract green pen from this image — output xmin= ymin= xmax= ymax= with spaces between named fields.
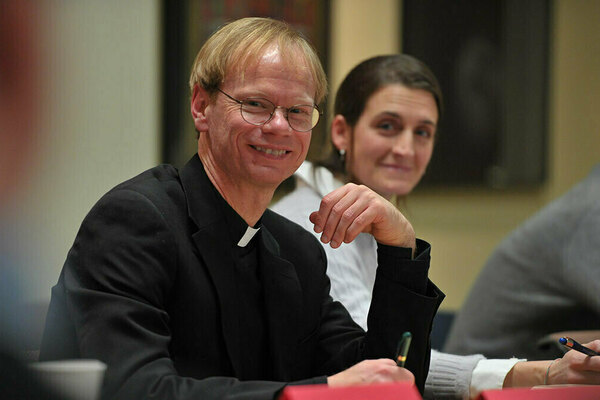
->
xmin=395 ymin=331 xmax=412 ymax=367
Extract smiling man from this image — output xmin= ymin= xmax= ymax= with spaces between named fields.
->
xmin=40 ymin=18 xmax=442 ymax=400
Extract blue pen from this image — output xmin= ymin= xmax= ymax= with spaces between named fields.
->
xmin=558 ymin=336 xmax=600 ymax=356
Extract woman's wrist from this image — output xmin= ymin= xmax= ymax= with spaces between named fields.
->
xmin=503 ymin=360 xmax=552 ymax=388
xmin=544 ymin=359 xmax=560 ymax=385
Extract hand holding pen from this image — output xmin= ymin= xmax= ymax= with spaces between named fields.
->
xmin=542 ymin=338 xmax=600 ymax=386
xmin=559 ymin=336 xmax=600 ymax=356
xmin=327 ymin=331 xmax=415 ymax=387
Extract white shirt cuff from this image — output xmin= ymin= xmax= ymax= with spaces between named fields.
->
xmin=470 ymin=358 xmax=524 ymax=399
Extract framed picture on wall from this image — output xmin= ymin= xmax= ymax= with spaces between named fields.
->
xmin=402 ymin=0 xmax=550 ymax=189
xmin=162 ymin=0 xmax=331 ymax=169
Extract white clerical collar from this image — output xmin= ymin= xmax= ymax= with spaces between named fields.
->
xmin=237 ymin=226 xmax=260 ymax=247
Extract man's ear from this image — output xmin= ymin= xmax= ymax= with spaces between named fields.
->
xmin=191 ymin=84 xmax=210 ymax=133
xmin=330 ymin=114 xmax=350 ymax=152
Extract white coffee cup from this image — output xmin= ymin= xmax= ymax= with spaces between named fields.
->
xmin=29 ymin=359 xmax=107 ymax=400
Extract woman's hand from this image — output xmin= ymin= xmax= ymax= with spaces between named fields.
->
xmin=547 ymin=340 xmax=600 ymax=385
xmin=309 ymin=183 xmax=415 ymax=252
xmin=503 ymin=340 xmax=600 ymax=390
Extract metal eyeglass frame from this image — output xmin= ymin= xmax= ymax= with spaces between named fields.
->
xmin=216 ymin=88 xmax=321 ymax=132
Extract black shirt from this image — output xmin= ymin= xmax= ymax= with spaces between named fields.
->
xmin=218 ymin=194 xmax=270 ymax=380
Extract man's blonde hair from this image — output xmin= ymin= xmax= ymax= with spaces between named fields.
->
xmin=189 ymin=17 xmax=327 ymax=104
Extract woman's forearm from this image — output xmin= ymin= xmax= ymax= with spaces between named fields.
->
xmin=503 ymin=360 xmax=551 ymax=388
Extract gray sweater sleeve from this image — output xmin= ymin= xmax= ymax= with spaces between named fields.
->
xmin=424 ymin=350 xmax=485 ymax=400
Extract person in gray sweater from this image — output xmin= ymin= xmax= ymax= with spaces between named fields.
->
xmin=273 ymin=54 xmax=600 ymax=398
xmin=445 ymin=164 xmax=600 ymax=361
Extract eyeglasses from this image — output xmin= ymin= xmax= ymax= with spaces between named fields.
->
xmin=217 ymin=88 xmax=321 ymax=132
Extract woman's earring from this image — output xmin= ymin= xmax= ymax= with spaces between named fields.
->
xmin=339 ymin=149 xmax=346 ymax=164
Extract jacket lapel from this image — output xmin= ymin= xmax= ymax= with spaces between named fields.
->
xmin=259 ymin=227 xmax=302 ymax=381
xmin=180 ymin=155 xmax=243 ymax=376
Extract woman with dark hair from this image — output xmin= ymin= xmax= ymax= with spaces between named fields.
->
xmin=318 ymin=54 xmax=442 ymax=186
xmin=273 ymin=54 xmax=600 ymax=399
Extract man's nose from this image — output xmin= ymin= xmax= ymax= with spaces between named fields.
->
xmin=263 ymin=107 xmax=292 ymax=133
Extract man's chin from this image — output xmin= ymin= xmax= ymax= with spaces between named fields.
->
xmin=247 ymin=169 xmax=292 ymax=189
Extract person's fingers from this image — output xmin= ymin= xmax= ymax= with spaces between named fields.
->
xmin=310 ymin=183 xmax=415 ymax=249
xmin=343 ymin=200 xmax=387 ymax=244
xmin=319 ymin=189 xmax=362 ymax=247
xmin=582 ymin=339 xmax=600 ymax=352
xmin=393 ymin=367 xmax=415 ymax=383
xmin=329 ymin=195 xmax=372 ymax=248
xmin=376 ymin=358 xmax=397 ymax=367
xmin=562 ymin=368 xmax=600 ymax=385
xmin=310 ymin=184 xmax=364 ymax=246
xmin=551 ymin=345 xmax=600 ymax=385
xmin=361 ymin=359 xmax=414 ymax=384
xmin=373 ymin=363 xmax=414 ymax=383
xmin=310 ymin=185 xmax=352 ymax=235
xmin=327 ymin=358 xmax=415 ymax=387
xmin=566 ymin=344 xmax=600 ymax=370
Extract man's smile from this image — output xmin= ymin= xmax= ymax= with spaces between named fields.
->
xmin=251 ymin=145 xmax=289 ymax=157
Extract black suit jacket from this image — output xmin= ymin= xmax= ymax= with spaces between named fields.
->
xmin=40 ymin=155 xmax=443 ymax=400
